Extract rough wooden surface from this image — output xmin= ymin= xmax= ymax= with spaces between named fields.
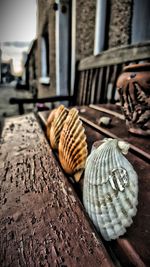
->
xmin=79 ymin=105 xmax=150 ymax=161
xmin=0 ymin=114 xmax=114 ymax=267
xmin=78 ymin=41 xmax=150 ymax=70
xmin=39 ymin=106 xmax=150 ymax=267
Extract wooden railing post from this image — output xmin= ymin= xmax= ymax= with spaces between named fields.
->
xmin=18 ymin=103 xmax=24 ymax=115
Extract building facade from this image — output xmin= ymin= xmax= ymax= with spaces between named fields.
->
xmin=25 ymin=0 xmax=150 ymax=98
xmin=1 ymin=59 xmax=14 ymax=84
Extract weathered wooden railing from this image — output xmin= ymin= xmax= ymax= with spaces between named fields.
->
xmin=74 ymin=41 xmax=150 ymax=105
xmin=9 ymin=41 xmax=150 ymax=114
xmin=9 ymin=95 xmax=73 ymax=115
xmin=38 ymin=104 xmax=150 ymax=267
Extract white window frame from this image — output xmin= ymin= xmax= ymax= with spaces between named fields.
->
xmin=131 ymin=0 xmax=150 ymax=44
xmin=94 ymin=0 xmax=107 ymax=55
xmin=39 ymin=35 xmax=50 ymax=85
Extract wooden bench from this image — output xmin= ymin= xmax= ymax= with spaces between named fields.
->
xmin=74 ymin=41 xmax=150 ymax=105
xmin=9 ymin=41 xmax=150 ymax=113
xmin=1 ymin=107 xmax=149 ymax=266
xmin=3 ymin=41 xmax=150 ymax=266
xmin=38 ymin=104 xmax=150 ymax=267
xmin=0 ymin=113 xmax=114 ymax=267
xmin=9 ymin=95 xmax=73 ymax=115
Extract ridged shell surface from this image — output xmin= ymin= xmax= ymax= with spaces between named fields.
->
xmin=48 ymin=105 xmax=68 ymax=150
xmin=83 ymin=138 xmax=138 ymax=241
xmin=59 ymin=108 xmax=88 ymax=182
xmin=46 ymin=108 xmax=56 ymax=139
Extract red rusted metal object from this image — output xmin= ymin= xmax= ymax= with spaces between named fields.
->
xmin=117 ymin=63 xmax=150 ymax=136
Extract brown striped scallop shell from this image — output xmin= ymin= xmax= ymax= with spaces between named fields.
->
xmin=47 ymin=105 xmax=68 ymax=150
xmin=59 ymin=108 xmax=88 ymax=182
xmin=46 ymin=108 xmax=56 ymax=139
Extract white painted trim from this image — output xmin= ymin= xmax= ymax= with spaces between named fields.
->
xmin=71 ymin=0 xmax=76 ymax=96
xmin=55 ymin=0 xmax=70 ymax=96
xmin=55 ymin=0 xmax=60 ymax=95
xmin=41 ymin=37 xmax=48 ymax=77
xmin=131 ymin=0 xmax=150 ymax=43
xmin=94 ymin=0 xmax=107 ymax=55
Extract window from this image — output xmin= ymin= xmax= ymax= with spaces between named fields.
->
xmin=94 ymin=0 xmax=107 ymax=55
xmin=131 ymin=0 xmax=150 ymax=43
xmin=55 ymin=0 xmax=71 ymax=96
xmin=39 ymin=30 xmax=50 ymax=85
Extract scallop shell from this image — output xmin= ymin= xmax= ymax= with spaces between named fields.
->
xmin=98 ymin=116 xmax=112 ymax=127
xmin=59 ymin=108 xmax=88 ymax=182
xmin=46 ymin=108 xmax=57 ymax=138
xmin=48 ymin=105 xmax=68 ymax=150
xmin=83 ymin=138 xmax=138 ymax=241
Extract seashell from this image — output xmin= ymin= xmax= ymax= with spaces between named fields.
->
xmin=83 ymin=138 xmax=138 ymax=241
xmin=48 ymin=105 xmax=68 ymax=150
xmin=46 ymin=108 xmax=57 ymax=138
xmin=98 ymin=116 xmax=112 ymax=127
xmin=59 ymin=108 xmax=88 ymax=182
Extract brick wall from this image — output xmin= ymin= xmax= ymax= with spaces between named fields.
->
xmin=37 ymin=0 xmax=56 ymax=98
xmin=108 ymin=0 xmax=133 ymax=48
xmin=33 ymin=0 xmax=134 ymax=97
xmin=76 ymin=0 xmax=96 ymax=59
xmin=75 ymin=0 xmax=133 ymax=58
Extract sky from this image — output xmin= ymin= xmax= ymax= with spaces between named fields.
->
xmin=0 ymin=0 xmax=37 ymax=74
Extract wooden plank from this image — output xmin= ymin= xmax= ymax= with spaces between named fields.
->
xmin=86 ymin=69 xmax=94 ymax=105
xmin=78 ymin=105 xmax=150 ymax=162
xmin=38 ymin=110 xmax=150 ymax=267
xmin=75 ymin=71 xmax=84 ymax=106
xmin=89 ymin=104 xmax=125 ymax=120
xmin=78 ymin=41 xmax=150 ymax=71
xmin=82 ymin=70 xmax=89 ymax=105
xmin=110 ymin=64 xmax=122 ymax=103
xmin=91 ymin=68 xmax=99 ymax=104
xmin=10 ymin=95 xmax=73 ymax=104
xmin=38 ymin=107 xmax=150 ymax=162
xmin=98 ymin=67 xmax=107 ymax=103
xmin=103 ymin=66 xmax=111 ymax=102
xmin=78 ymin=71 xmax=86 ymax=105
xmin=96 ymin=68 xmax=104 ymax=103
xmin=0 ymin=114 xmax=114 ymax=267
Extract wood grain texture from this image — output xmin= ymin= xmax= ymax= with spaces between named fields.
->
xmin=0 ymin=114 xmax=114 ymax=267
xmin=78 ymin=41 xmax=150 ymax=71
xmin=79 ymin=105 xmax=150 ymax=162
xmin=38 ymin=108 xmax=150 ymax=267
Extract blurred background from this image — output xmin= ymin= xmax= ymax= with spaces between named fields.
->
xmin=0 ymin=0 xmax=36 ymax=119
xmin=0 ymin=0 xmax=150 ymax=120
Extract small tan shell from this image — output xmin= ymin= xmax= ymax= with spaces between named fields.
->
xmin=98 ymin=116 xmax=112 ymax=127
xmin=48 ymin=105 xmax=68 ymax=150
xmin=59 ymin=108 xmax=88 ymax=182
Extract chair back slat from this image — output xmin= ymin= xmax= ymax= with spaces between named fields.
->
xmin=74 ymin=41 xmax=150 ymax=105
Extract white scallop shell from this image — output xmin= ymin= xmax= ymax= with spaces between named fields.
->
xmin=83 ymin=138 xmax=138 ymax=241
